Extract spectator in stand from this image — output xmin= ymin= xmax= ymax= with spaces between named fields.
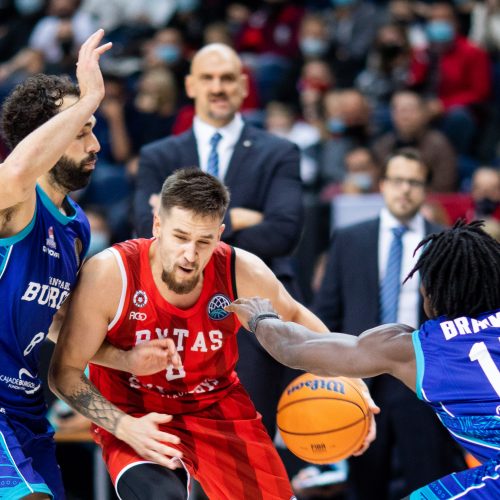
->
xmin=128 ymin=67 xmax=178 ymax=159
xmin=386 ymin=0 xmax=427 ymax=49
xmin=410 ymin=2 xmax=491 ymax=155
xmin=265 ymin=101 xmax=320 ymax=186
xmin=307 ymin=89 xmax=371 ymax=189
xmin=235 ymin=0 xmax=304 ymax=104
xmin=298 ymin=13 xmax=333 ymax=62
xmin=341 ymin=147 xmax=381 ymax=195
xmin=29 ymin=0 xmax=95 ymax=75
xmin=466 ymin=166 xmax=500 ymax=221
xmin=298 ymin=59 xmax=336 ymax=128
xmin=373 ymin=90 xmax=458 ymax=192
xmin=356 ymin=23 xmax=414 ymax=133
xmin=469 ymin=0 xmax=500 ymax=53
xmin=324 ymin=0 xmax=381 ymax=87
xmin=142 ymin=27 xmax=191 ymax=106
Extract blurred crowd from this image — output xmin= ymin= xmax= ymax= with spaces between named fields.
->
xmin=2 ymin=0 xmax=500 ymax=498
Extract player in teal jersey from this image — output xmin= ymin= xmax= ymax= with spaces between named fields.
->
xmin=0 ymin=30 xmax=177 ymax=500
xmin=228 ymin=220 xmax=500 ymax=499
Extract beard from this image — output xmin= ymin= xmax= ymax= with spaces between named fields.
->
xmin=49 ymin=153 xmax=97 ymax=192
xmin=161 ymin=265 xmax=200 ymax=294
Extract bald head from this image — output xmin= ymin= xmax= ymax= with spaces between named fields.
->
xmin=186 ymin=44 xmax=248 ymax=128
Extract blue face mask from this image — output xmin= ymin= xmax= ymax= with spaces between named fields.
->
xmin=300 ymin=37 xmax=329 ymax=58
xmin=331 ymin=0 xmax=355 ymax=7
xmin=155 ymin=44 xmax=181 ymax=64
xmin=15 ymin=0 xmax=44 ymax=15
xmin=327 ymin=118 xmax=346 ymax=135
xmin=426 ymin=20 xmax=455 ymax=44
xmin=177 ymin=0 xmax=199 ymax=13
xmin=344 ymin=172 xmax=373 ymax=192
xmin=87 ymin=232 xmax=110 ymax=257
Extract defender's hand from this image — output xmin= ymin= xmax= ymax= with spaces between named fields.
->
xmin=116 ymin=413 xmax=183 ymax=469
xmin=351 ymin=378 xmax=379 ymax=456
xmin=225 ymin=297 xmax=277 ymax=331
xmin=125 ymin=339 xmax=182 ymax=376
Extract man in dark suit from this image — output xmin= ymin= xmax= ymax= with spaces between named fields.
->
xmin=133 ymin=43 xmax=303 ymax=438
xmin=313 ymin=149 xmax=464 ymax=499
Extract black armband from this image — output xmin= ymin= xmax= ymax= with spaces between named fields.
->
xmin=248 ymin=312 xmax=281 ymax=334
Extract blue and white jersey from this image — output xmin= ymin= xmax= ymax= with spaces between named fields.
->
xmin=0 ymin=185 xmax=89 ymax=420
xmin=413 ymin=308 xmax=500 ymax=463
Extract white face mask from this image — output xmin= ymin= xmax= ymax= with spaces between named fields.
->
xmin=15 ymin=0 xmax=44 ymax=15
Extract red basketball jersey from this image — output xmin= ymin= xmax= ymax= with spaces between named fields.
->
xmin=89 ymin=238 xmax=241 ymax=415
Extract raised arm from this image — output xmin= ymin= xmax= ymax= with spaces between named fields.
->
xmin=49 ymin=253 xmax=182 ymax=469
xmin=226 ymin=297 xmax=417 ymax=391
xmin=0 ymin=30 xmax=111 ymax=210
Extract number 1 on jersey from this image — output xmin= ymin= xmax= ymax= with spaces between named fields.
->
xmin=469 ymin=340 xmax=500 ymax=397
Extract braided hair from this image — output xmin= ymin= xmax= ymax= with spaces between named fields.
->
xmin=405 ymin=220 xmax=500 ymax=319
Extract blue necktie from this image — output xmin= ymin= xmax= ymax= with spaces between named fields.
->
xmin=207 ymin=132 xmax=222 ymax=178
xmin=380 ymin=226 xmax=408 ymax=323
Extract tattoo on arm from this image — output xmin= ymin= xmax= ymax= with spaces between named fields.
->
xmin=60 ymin=374 xmax=125 ymax=435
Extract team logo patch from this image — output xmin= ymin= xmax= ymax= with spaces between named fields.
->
xmin=207 ymin=293 xmax=230 ymax=320
xmin=46 ymin=226 xmax=57 ymax=249
xmin=133 ymin=290 xmax=148 ymax=308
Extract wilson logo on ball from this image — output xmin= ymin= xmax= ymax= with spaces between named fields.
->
xmin=207 ymin=294 xmax=230 ymax=320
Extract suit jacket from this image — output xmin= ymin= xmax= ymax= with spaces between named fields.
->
xmin=134 ymin=123 xmax=303 ymax=279
xmin=313 ymin=217 xmax=442 ymax=334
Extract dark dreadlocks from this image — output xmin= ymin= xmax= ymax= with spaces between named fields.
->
xmin=405 ymin=220 xmax=500 ymax=319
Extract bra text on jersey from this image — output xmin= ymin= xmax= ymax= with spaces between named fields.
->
xmin=441 ymin=311 xmax=500 ymax=340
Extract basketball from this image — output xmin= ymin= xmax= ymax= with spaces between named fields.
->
xmin=277 ymin=374 xmax=370 ymax=464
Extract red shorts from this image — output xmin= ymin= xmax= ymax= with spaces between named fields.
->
xmin=94 ymin=384 xmax=294 ymax=500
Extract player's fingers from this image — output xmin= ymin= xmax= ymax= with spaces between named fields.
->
xmin=94 ymin=41 xmax=113 ymax=56
xmin=148 ymin=412 xmax=173 ymax=424
xmin=152 ymin=429 xmax=181 ymax=445
xmin=149 ymin=440 xmax=183 ymax=459
xmin=143 ymin=448 xmax=182 ymax=469
xmin=79 ymin=29 xmax=104 ymax=58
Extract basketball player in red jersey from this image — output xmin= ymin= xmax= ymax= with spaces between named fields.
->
xmin=49 ymin=168 xmax=376 ymax=499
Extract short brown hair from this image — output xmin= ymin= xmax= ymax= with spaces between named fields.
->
xmin=160 ymin=168 xmax=230 ymax=220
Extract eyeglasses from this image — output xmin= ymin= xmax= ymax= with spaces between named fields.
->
xmin=384 ymin=177 xmax=426 ymax=189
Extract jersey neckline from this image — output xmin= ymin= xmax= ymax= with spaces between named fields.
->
xmin=140 ymin=238 xmax=216 ymax=318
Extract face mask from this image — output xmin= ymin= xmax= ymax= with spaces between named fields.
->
xmin=177 ymin=0 xmax=199 ymax=13
xmin=155 ymin=44 xmax=181 ymax=64
xmin=87 ymin=231 xmax=110 ymax=257
xmin=344 ymin=172 xmax=373 ymax=192
xmin=426 ymin=20 xmax=455 ymax=44
xmin=327 ymin=118 xmax=346 ymax=135
xmin=299 ymin=37 xmax=329 ymax=58
xmin=475 ymin=197 xmax=500 ymax=216
xmin=15 ymin=0 xmax=44 ymax=15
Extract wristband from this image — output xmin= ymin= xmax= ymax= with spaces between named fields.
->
xmin=248 ymin=312 xmax=281 ymax=334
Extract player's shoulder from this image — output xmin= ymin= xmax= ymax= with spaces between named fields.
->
xmin=233 ymin=247 xmax=269 ymax=278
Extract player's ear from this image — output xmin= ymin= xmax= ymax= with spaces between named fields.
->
xmin=218 ymin=224 xmax=225 ymax=241
xmin=152 ymin=213 xmax=161 ymax=238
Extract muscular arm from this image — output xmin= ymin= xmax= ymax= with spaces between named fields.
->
xmin=227 ymin=296 xmax=417 ymax=391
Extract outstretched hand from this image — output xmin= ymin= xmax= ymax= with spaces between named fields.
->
xmin=225 ymin=297 xmax=277 ymax=330
xmin=76 ymin=29 xmax=112 ymax=106
xmin=125 ymin=338 xmax=182 ymax=376
xmin=116 ymin=413 xmax=183 ymax=469
xmin=350 ymin=378 xmax=380 ymax=456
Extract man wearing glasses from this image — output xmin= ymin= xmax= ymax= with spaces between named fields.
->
xmin=312 ymin=148 xmax=464 ymax=499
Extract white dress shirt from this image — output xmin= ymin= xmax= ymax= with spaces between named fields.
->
xmin=378 ymin=208 xmax=426 ymax=328
xmin=193 ymin=114 xmax=245 ymax=181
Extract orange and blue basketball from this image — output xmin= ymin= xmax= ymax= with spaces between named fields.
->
xmin=277 ymin=374 xmax=370 ymax=464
